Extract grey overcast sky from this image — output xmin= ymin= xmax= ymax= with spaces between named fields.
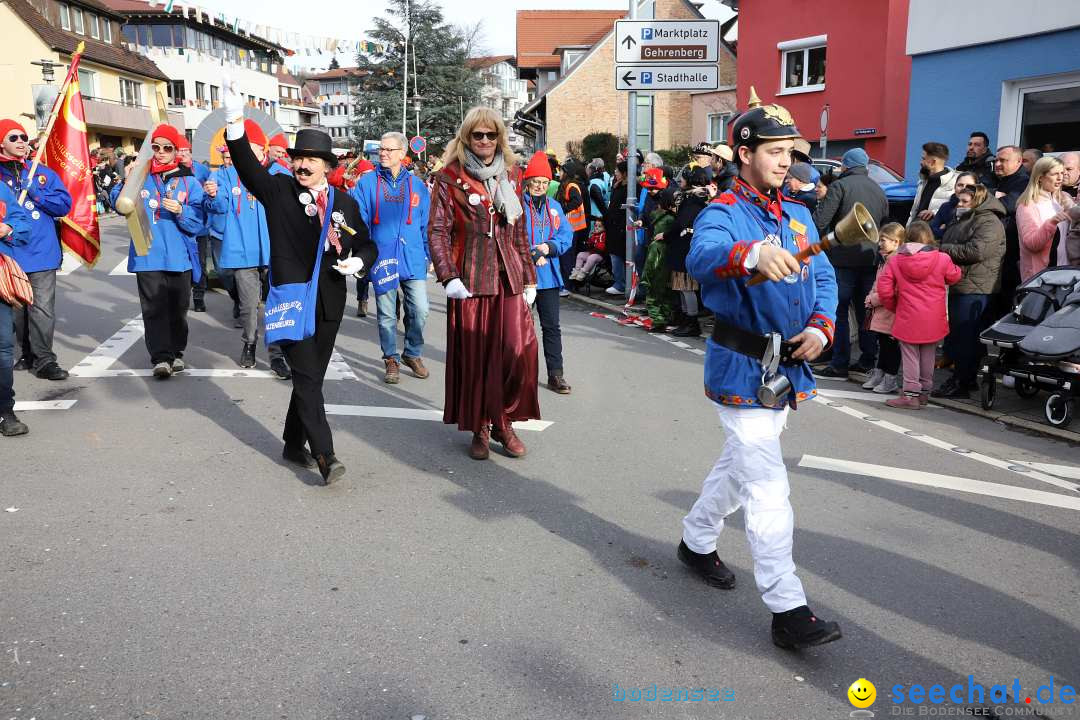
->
xmin=181 ymin=0 xmax=733 ymax=70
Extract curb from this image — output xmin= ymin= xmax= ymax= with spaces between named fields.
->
xmin=845 ymin=371 xmax=1080 ymax=445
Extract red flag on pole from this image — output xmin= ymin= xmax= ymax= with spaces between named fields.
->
xmin=43 ymin=49 xmax=100 ymax=267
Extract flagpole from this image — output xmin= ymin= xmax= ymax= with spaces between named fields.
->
xmin=19 ymin=41 xmax=85 ymax=206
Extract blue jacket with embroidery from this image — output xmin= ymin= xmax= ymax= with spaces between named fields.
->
xmin=206 ymin=163 xmax=290 ymax=269
xmin=350 ymin=166 xmax=430 ymax=282
xmin=110 ymin=168 xmax=205 ymax=279
xmin=0 ymin=181 xmax=35 ymax=256
xmin=521 ymin=193 xmax=573 ymax=290
xmin=0 ymin=162 xmax=72 ymax=273
xmin=687 ymin=179 xmax=838 ymax=409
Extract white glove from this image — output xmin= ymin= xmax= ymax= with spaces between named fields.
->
xmin=444 ymin=278 xmax=472 ymax=300
xmin=222 ymin=74 xmax=245 ymax=139
xmin=333 ymin=256 xmax=365 ymax=276
xmin=523 ymin=286 xmax=537 ymax=306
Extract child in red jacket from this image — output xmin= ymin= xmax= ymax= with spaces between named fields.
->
xmin=876 ymin=221 xmax=962 ymax=409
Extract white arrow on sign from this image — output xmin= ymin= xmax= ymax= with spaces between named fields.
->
xmin=615 ymin=64 xmax=719 ymax=92
xmin=614 ymin=19 xmax=721 ymax=64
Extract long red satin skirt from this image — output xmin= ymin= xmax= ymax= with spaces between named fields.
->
xmin=444 ymin=275 xmax=541 ymax=433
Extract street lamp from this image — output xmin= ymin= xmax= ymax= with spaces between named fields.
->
xmin=30 ymin=58 xmax=58 ymax=83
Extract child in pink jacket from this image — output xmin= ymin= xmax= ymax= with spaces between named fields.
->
xmin=863 ymin=222 xmax=905 ymax=394
xmin=876 ymin=221 xmax=962 ymax=409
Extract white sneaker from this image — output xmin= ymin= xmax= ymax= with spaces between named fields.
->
xmin=861 ymin=369 xmax=885 ymax=389
xmin=171 ymin=357 xmax=186 ymax=373
xmin=873 ymin=374 xmax=899 ymax=394
xmin=605 ymin=286 xmax=623 ymax=295
xmin=153 ymin=361 xmax=173 ymax=379
xmin=559 ymin=288 xmax=570 ymax=298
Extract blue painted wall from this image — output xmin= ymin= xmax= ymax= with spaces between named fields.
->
xmin=904 ymin=27 xmax=1080 ymax=180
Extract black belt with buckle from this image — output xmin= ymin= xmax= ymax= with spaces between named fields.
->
xmin=710 ymin=319 xmax=800 ymax=367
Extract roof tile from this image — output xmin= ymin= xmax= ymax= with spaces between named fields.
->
xmin=516 ymin=10 xmax=624 ymax=70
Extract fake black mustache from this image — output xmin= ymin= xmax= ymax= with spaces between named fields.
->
xmin=295 ymin=168 xmax=313 ymax=177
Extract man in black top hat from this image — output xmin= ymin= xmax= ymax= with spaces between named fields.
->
xmin=223 ymin=76 xmax=377 ymax=485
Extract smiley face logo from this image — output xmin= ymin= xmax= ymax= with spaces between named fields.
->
xmin=848 ymin=678 xmax=876 ymax=709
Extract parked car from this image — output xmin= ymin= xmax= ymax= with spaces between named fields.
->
xmin=812 ymin=158 xmax=917 ymax=224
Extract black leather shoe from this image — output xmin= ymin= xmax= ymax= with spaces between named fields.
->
xmin=192 ymin=298 xmax=207 ymax=312
xmin=815 ymin=365 xmax=849 ymax=379
xmin=0 ymin=411 xmax=29 ymax=437
xmin=282 ymin=444 xmax=315 ymax=468
xmin=239 ymin=342 xmax=256 ymax=369
xmin=270 ymin=357 xmax=292 ymax=380
xmin=670 ymin=319 xmax=701 ymax=337
xmin=315 ymin=453 xmax=345 ymax=485
xmin=13 ymin=356 xmax=30 ymax=371
xmin=771 ymin=605 xmax=842 ymax=650
xmin=931 ymin=377 xmax=969 ymax=399
xmin=677 ymin=540 xmax=736 ymax=589
xmin=36 ymin=362 xmax=69 ymax=381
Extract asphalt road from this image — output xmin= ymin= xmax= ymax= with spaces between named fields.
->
xmin=2 ymin=218 xmax=1078 ymax=720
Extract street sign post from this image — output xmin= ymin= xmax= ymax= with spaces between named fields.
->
xmin=615 ymin=20 xmax=721 ymax=64
xmin=819 ymin=104 xmax=830 ymax=159
xmin=615 ymin=65 xmax=719 ymax=92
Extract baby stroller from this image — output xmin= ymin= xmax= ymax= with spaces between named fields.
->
xmin=979 ymin=266 xmax=1080 ymax=427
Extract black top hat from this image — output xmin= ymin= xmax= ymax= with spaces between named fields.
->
xmin=287 ymin=129 xmax=338 ymax=166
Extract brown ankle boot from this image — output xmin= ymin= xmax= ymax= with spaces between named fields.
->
xmin=491 ymin=424 xmax=527 ymax=457
xmin=469 ymin=426 xmax=490 ymax=460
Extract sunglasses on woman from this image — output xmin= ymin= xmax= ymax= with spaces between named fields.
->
xmin=6 ymin=133 xmax=29 ymax=143
xmin=470 ymin=131 xmax=498 ymax=142
xmin=151 ymin=143 xmax=175 ymax=152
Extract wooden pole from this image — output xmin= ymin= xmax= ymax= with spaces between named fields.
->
xmin=19 ymin=41 xmax=85 ymax=206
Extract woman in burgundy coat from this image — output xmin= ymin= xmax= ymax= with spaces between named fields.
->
xmin=428 ymin=107 xmax=540 ymax=460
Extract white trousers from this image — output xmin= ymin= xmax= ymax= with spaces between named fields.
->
xmin=682 ymin=403 xmax=807 ymax=613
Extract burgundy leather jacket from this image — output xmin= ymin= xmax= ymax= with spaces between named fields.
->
xmin=428 ymin=161 xmax=537 ymax=296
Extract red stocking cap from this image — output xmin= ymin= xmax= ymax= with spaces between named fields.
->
xmin=244 ymin=120 xmax=268 ymax=148
xmin=524 ymin=151 xmax=553 ymax=180
xmin=150 ymin=124 xmax=182 ymax=147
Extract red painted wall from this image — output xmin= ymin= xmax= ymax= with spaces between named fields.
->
xmin=734 ymin=0 xmax=911 ymax=173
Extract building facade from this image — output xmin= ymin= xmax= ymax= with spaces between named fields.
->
xmin=724 ymin=0 xmax=911 ymax=173
xmin=904 ymin=1 xmax=1080 ymax=179
xmin=0 ymin=0 xmax=177 ymax=153
xmin=275 ymin=68 xmax=320 ymax=142
xmin=515 ymin=0 xmax=725 ymax=157
xmin=467 ymin=56 xmax=530 ymax=149
xmin=103 ymin=0 xmax=286 ymax=138
xmin=308 ymin=67 xmax=365 ymax=147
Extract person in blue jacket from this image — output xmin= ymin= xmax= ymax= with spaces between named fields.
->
xmin=110 ymin=124 xmax=205 ymax=379
xmin=203 ymin=121 xmax=291 ymax=379
xmin=177 ymin=136 xmax=215 ymax=313
xmin=0 ymin=118 xmax=73 ymax=381
xmin=677 ymin=96 xmax=843 ymax=651
xmin=521 ymin=151 xmax=574 ymax=394
xmin=349 ymin=131 xmax=430 ymax=385
xmin=0 ymin=179 xmax=35 ymax=436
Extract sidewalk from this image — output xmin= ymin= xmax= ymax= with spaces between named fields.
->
xmin=563 ymin=288 xmax=1080 ymax=444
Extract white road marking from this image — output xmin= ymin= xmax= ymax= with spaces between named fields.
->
xmin=1010 ymin=461 xmax=1080 ymax=481
xmin=799 ymin=455 xmax=1080 ymax=512
xmin=13 ymin=400 xmax=77 ymax=410
xmin=69 ymin=317 xmax=355 ymax=380
xmin=325 ymin=404 xmax=553 ymax=431
xmin=69 ymin=317 xmax=145 ymax=377
xmin=816 ymin=399 xmax=1080 ymax=493
xmin=58 ymin=253 xmax=83 ymax=276
xmin=109 ymin=258 xmax=133 ymax=276
xmin=817 ymin=388 xmax=933 ymax=405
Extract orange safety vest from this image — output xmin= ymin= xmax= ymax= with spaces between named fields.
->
xmin=562 ymin=182 xmax=587 ymax=232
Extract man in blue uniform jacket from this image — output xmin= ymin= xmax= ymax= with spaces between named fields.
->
xmin=0 ymin=179 xmax=35 ymax=436
xmin=204 ymin=122 xmax=291 ymax=379
xmin=677 ymin=93 xmax=843 ymax=651
xmin=0 ymin=118 xmax=73 ymax=381
xmin=349 ymin=131 xmax=431 ymax=384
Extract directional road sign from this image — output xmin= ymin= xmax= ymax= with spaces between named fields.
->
xmin=615 ymin=64 xmax=719 ymax=92
xmin=614 ymin=20 xmax=721 ymax=64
